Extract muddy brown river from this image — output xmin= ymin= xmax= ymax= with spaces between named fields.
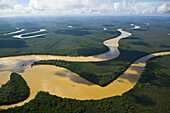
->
xmin=0 ymin=29 xmax=170 ymax=109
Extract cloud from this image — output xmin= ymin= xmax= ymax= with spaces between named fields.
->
xmin=0 ymin=4 xmax=13 ymax=9
xmin=0 ymin=0 xmax=14 ymax=9
xmin=0 ymin=0 xmax=170 ymax=16
xmin=28 ymin=0 xmax=111 ymax=14
xmin=157 ymin=3 xmax=170 ymax=13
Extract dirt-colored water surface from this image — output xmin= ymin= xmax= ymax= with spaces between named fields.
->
xmin=0 ymin=29 xmax=169 ymax=109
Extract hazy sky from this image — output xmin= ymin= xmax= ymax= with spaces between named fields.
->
xmin=0 ymin=0 xmax=170 ymax=17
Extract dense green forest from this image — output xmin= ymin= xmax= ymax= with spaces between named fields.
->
xmin=0 ymin=16 xmax=170 ymax=59
xmin=27 ymin=15 xmax=170 ymax=87
xmin=0 ymin=73 xmax=30 ymax=105
xmin=32 ymin=45 xmax=147 ymax=86
xmin=0 ymin=17 xmax=170 ymax=87
xmin=32 ymin=60 xmax=116 ymax=86
xmin=0 ymin=16 xmax=123 ymax=57
xmin=1 ymin=55 xmax=170 ymax=113
xmin=0 ymin=16 xmax=170 ymax=112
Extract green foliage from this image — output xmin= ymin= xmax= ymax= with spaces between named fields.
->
xmin=3 ymin=91 xmax=87 ymax=113
xmin=0 ymin=16 xmax=170 ymax=113
xmin=0 ymin=17 xmax=121 ymax=57
xmin=32 ymin=48 xmax=146 ymax=87
xmin=0 ymin=39 xmax=28 ymax=48
xmin=0 ymin=72 xmax=30 ymax=105
xmin=2 ymin=55 xmax=170 ymax=113
xmin=32 ymin=59 xmax=122 ymax=86
xmin=2 ymin=16 xmax=170 ymax=59
xmin=54 ymin=29 xmax=91 ymax=36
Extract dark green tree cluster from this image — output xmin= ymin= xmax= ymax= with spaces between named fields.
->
xmin=31 ymin=46 xmax=147 ymax=87
xmin=2 ymin=91 xmax=87 ymax=113
xmin=0 ymin=72 xmax=30 ymax=105
xmin=32 ymin=60 xmax=116 ymax=87
xmin=87 ymin=55 xmax=170 ymax=113
xmin=3 ymin=55 xmax=169 ymax=113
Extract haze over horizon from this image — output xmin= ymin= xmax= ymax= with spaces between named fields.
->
xmin=0 ymin=0 xmax=170 ymax=17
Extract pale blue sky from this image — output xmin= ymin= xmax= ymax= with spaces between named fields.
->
xmin=0 ymin=0 xmax=169 ymax=17
xmin=16 ymin=0 xmax=29 ymax=5
xmin=16 ymin=0 xmax=169 ymax=5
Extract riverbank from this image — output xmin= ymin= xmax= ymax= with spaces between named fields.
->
xmin=0 ymin=29 xmax=169 ymax=110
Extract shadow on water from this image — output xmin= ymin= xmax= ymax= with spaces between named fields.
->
xmin=117 ymin=80 xmax=128 ymax=83
xmin=0 ymin=60 xmax=36 ymax=73
xmin=0 ymin=64 xmax=5 ymax=68
xmin=55 ymin=70 xmax=94 ymax=86
xmin=94 ymin=50 xmax=147 ymax=67
xmin=119 ymin=54 xmax=157 ymax=84
xmin=21 ymin=34 xmax=46 ymax=39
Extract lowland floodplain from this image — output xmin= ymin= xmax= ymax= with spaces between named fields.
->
xmin=0 ymin=16 xmax=170 ymax=113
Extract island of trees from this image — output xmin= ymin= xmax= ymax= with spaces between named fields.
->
xmin=0 ymin=72 xmax=30 ymax=106
xmin=2 ymin=55 xmax=168 ymax=113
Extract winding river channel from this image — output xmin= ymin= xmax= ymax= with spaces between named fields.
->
xmin=0 ymin=29 xmax=170 ymax=109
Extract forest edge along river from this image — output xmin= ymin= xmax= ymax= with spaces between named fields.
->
xmin=0 ymin=29 xmax=170 ymax=109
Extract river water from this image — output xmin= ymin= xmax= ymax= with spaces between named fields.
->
xmin=0 ymin=29 xmax=169 ymax=109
